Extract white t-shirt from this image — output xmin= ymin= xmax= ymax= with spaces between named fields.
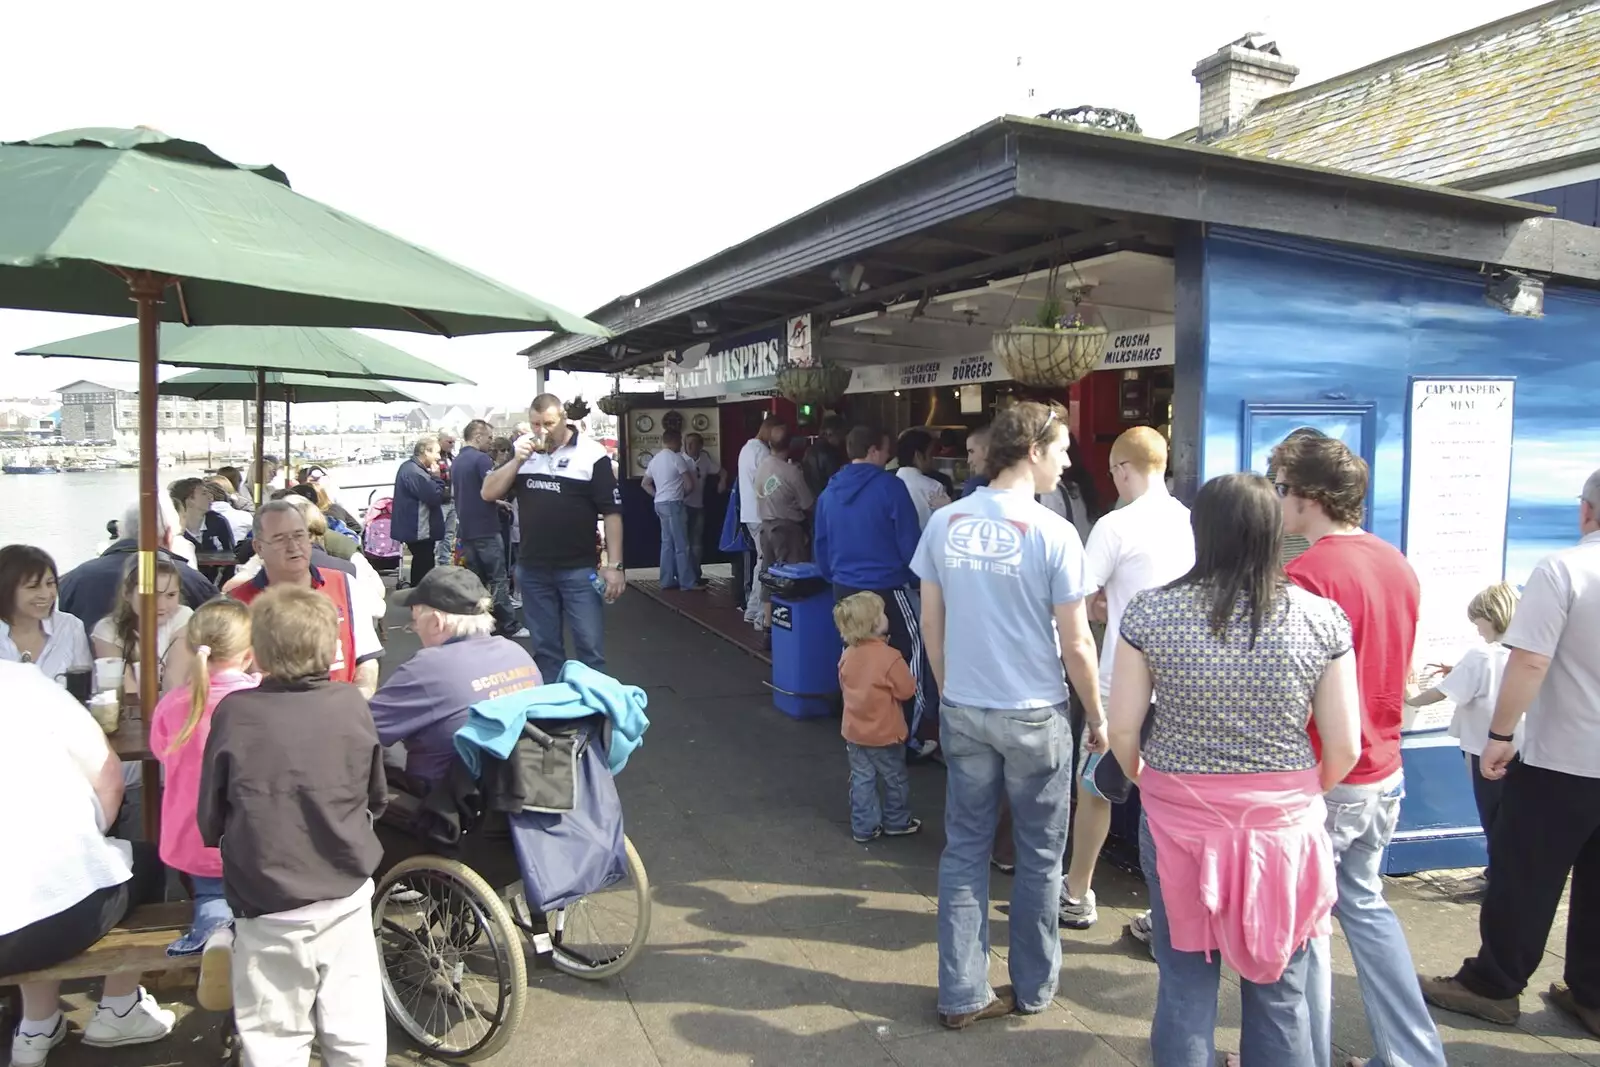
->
xmin=1083 ymin=485 xmax=1196 ymax=699
xmin=738 ymin=439 xmax=771 ymax=525
xmin=1438 ymin=643 xmax=1515 ymax=756
xmin=685 ymin=453 xmax=721 ymax=509
xmin=896 ymin=467 xmax=949 ymax=530
xmin=645 ymin=448 xmax=695 ymax=505
xmin=0 ymin=661 xmax=133 ymax=935
xmin=92 ymin=605 xmax=193 ymax=687
xmin=1501 ymin=532 xmax=1600 ymax=778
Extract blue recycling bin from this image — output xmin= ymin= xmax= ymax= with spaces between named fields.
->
xmin=762 ymin=562 xmax=842 ymax=720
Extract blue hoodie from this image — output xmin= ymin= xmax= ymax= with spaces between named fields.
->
xmin=814 ymin=463 xmax=922 ymax=591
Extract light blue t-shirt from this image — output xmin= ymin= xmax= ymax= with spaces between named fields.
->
xmin=912 ymin=486 xmax=1087 ymax=710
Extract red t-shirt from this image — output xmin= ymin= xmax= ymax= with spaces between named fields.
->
xmin=1286 ymin=532 xmax=1419 ymax=786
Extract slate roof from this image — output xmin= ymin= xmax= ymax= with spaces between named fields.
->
xmin=1187 ymin=0 xmax=1600 ymax=189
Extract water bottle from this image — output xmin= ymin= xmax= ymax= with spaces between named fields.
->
xmin=589 ymin=570 xmax=609 ymax=600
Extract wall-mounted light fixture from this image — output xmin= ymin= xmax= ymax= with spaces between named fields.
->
xmin=688 ymin=311 xmax=718 ymax=335
xmin=1484 ymin=269 xmax=1545 ymax=318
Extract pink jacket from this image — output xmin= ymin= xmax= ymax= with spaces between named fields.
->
xmin=149 ymin=669 xmax=259 ymax=877
xmin=1138 ymin=767 xmax=1335 ymax=985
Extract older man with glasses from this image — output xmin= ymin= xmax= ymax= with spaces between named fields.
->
xmin=228 ymin=501 xmax=383 ymax=698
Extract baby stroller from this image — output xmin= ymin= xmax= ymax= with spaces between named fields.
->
xmin=363 ymin=493 xmax=404 ymax=580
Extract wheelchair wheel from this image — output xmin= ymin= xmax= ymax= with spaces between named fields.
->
xmin=374 ymin=856 xmax=527 ymax=1061
xmin=547 ymin=834 xmax=651 ymax=980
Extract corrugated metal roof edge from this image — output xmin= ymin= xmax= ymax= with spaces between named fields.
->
xmin=523 ymin=115 xmax=1555 ymax=361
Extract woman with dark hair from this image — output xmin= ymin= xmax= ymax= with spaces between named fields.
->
xmin=0 ymin=545 xmax=93 ymax=679
xmin=1105 ymin=473 xmax=1362 ymax=1065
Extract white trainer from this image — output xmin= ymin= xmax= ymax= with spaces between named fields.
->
xmin=197 ymin=926 xmax=235 ymax=1012
xmin=80 ymin=989 xmax=175 ymax=1048
xmin=10 ymin=1014 xmax=67 ymax=1067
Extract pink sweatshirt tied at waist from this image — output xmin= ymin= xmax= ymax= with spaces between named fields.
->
xmin=1138 ymin=766 xmax=1335 ymax=986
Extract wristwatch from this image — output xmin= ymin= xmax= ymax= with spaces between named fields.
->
xmin=1487 ymin=729 xmax=1516 ymax=743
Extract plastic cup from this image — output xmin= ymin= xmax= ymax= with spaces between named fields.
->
xmin=94 ymin=657 xmax=124 ymax=693
xmin=89 ymin=691 xmax=120 ymax=733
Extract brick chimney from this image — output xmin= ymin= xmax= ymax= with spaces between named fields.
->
xmin=1193 ymin=34 xmax=1298 ymax=141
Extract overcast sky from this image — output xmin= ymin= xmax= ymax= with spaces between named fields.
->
xmin=0 ymin=0 xmax=1537 ymax=409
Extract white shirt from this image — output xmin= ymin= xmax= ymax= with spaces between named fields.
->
xmin=896 ymin=467 xmax=949 ymax=530
xmin=738 ymin=439 xmax=771 ymax=524
xmin=1084 ymin=484 xmax=1196 ymax=699
xmin=0 ymin=609 xmax=93 ymax=681
xmin=685 ymin=453 xmax=721 ymax=509
xmin=0 ymin=661 xmax=133 ymax=935
xmin=212 ymin=499 xmax=253 ymax=543
xmin=1501 ymin=531 xmax=1600 ymax=778
xmin=645 ymin=448 xmax=695 ymax=505
xmin=1438 ymin=642 xmax=1515 ymax=756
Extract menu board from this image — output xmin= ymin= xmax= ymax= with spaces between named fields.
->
xmin=1403 ymin=377 xmax=1516 ymax=731
xmin=623 ymin=407 xmax=720 ymax=477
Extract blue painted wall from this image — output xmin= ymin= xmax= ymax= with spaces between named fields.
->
xmin=1199 ymin=227 xmax=1600 ymax=585
xmin=1517 ymin=178 xmax=1600 ymax=228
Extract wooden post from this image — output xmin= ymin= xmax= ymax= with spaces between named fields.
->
xmin=130 ymin=272 xmax=165 ymax=845
xmin=253 ymin=370 xmax=266 ymax=505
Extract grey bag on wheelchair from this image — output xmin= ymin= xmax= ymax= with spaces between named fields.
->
xmin=509 ymin=731 xmax=627 ymax=913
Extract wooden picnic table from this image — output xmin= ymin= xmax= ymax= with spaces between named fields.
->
xmin=195 ymin=551 xmax=237 ymax=568
xmin=106 ymin=694 xmax=161 ymax=842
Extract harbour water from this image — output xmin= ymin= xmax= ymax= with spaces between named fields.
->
xmin=0 ymin=461 xmax=398 ymax=569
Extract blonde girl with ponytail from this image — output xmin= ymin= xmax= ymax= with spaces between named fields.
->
xmin=147 ymin=598 xmax=257 ymax=1012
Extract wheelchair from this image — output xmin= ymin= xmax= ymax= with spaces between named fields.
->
xmin=372 ymin=731 xmax=651 ymax=1061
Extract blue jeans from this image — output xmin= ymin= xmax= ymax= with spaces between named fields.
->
xmin=167 ymin=876 xmax=233 ymax=956
xmin=461 ymin=534 xmax=515 ymax=630
xmin=846 ymin=742 xmax=911 ymax=839
xmin=435 ymin=504 xmax=458 ymax=566
xmin=1307 ymin=774 xmax=1446 ymax=1067
xmin=937 ymin=701 xmax=1073 ymax=1015
xmin=655 ymin=500 xmax=694 ymax=589
xmin=1141 ymin=816 xmax=1315 ymax=1065
xmin=518 ymin=564 xmax=605 ymax=682
xmin=686 ymin=506 xmax=706 ymax=579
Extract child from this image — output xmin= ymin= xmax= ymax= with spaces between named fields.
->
xmin=90 ymin=555 xmax=193 ymax=694
xmin=148 ymin=599 xmax=257 ymax=1013
xmin=198 ymin=586 xmax=388 ymax=1067
xmin=835 ymin=592 xmax=921 ymax=843
xmin=1406 ymin=581 xmax=1519 ymax=837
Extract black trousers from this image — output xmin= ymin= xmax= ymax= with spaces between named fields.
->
xmin=0 ymin=842 xmax=165 ymax=976
xmin=405 ymin=539 xmax=438 ymax=587
xmin=1458 ymin=760 xmax=1600 ymax=1005
xmin=1469 ymin=752 xmax=1508 ymax=839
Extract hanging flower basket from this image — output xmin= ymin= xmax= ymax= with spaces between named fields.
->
xmin=596 ymin=392 xmax=631 ymax=417
xmin=564 ymin=396 xmax=591 ymax=422
xmin=990 ymin=324 xmax=1107 ymax=387
xmin=776 ymin=363 xmax=853 ymax=406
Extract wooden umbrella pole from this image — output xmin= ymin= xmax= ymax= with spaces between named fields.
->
xmin=130 ymin=272 xmax=166 ymax=844
xmin=253 ymin=369 xmax=267 ymax=505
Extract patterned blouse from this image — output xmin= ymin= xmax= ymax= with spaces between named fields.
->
xmin=1120 ymin=582 xmax=1352 ymax=775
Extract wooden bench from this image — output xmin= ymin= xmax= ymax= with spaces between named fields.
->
xmin=0 ymin=903 xmax=198 ymax=984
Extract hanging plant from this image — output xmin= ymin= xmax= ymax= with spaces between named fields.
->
xmin=991 ymin=283 xmax=1106 ymax=387
xmin=776 ymin=363 xmax=853 ymax=406
xmin=564 ymin=396 xmax=591 ymax=422
xmin=596 ymin=391 xmax=631 ymax=417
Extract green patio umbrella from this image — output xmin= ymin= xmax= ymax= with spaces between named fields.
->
xmin=21 ymin=323 xmax=473 ymax=495
xmin=0 ymin=124 xmax=607 ymax=795
xmin=159 ymin=369 xmax=424 ymax=474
